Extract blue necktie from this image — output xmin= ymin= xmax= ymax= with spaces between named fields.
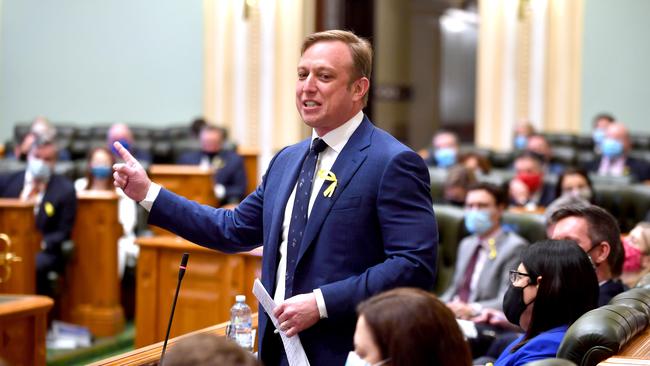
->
xmin=284 ymin=137 xmax=328 ymax=298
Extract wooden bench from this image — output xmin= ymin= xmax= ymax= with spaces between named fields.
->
xmin=0 ymin=199 xmax=40 ymax=294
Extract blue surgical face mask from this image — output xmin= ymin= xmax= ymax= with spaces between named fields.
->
xmin=110 ymin=139 xmax=130 ymax=156
xmin=91 ymin=165 xmax=112 ymax=179
xmin=27 ymin=157 xmax=52 ymax=182
xmin=434 ymin=148 xmax=457 ymax=168
xmin=464 ymin=209 xmax=494 ymax=235
xmin=601 ymin=138 xmax=624 ymax=158
xmin=514 ymin=135 xmax=528 ymax=150
xmin=344 ymin=351 xmax=390 ymax=366
xmin=592 ymin=129 xmax=606 ymax=145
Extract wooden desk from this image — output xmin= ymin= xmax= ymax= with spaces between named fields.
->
xmin=599 ymin=325 xmax=650 ymax=365
xmin=238 ymin=147 xmax=259 ymax=196
xmin=0 ymin=199 xmax=40 ymax=294
xmin=0 ymin=295 xmax=53 ymax=366
xmin=135 ymin=236 xmax=262 ymax=347
xmin=148 ymin=165 xmax=218 ymax=207
xmin=60 ymin=190 xmax=125 ymax=337
xmin=90 ymin=313 xmax=258 ymax=366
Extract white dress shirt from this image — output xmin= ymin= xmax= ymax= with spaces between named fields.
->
xmin=20 ymin=170 xmax=45 ymax=214
xmin=140 ymin=111 xmax=365 ymax=319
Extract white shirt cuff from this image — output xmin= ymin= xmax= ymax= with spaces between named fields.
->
xmin=313 ymin=288 xmax=328 ymax=319
xmin=139 ymin=183 xmax=162 ymax=212
xmin=213 ymin=184 xmax=226 ymax=200
xmin=470 ymin=302 xmax=483 ymax=316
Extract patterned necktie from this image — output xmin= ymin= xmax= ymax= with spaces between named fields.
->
xmin=284 ymin=137 xmax=328 ymax=298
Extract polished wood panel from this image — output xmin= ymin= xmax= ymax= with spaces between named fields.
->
xmin=135 ymin=236 xmax=262 ymax=347
xmin=90 ymin=313 xmax=258 ymax=366
xmin=599 ymin=326 xmax=650 ymax=365
xmin=0 ymin=295 xmax=53 ymax=366
xmin=0 ymin=199 xmax=40 ymax=294
xmin=238 ymin=147 xmax=259 ymax=196
xmin=60 ymin=191 xmax=125 ymax=336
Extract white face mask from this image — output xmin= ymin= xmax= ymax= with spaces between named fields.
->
xmin=344 ymin=351 xmax=390 ymax=366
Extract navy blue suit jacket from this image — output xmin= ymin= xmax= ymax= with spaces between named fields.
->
xmin=148 ymin=117 xmax=438 ymax=366
xmin=176 ymin=150 xmax=248 ymax=204
xmin=584 ymin=156 xmax=650 ymax=182
xmin=0 ymin=171 xmax=77 ymax=253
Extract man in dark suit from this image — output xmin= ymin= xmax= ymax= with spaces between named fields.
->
xmin=176 ymin=125 xmax=247 ymax=205
xmin=0 ymin=137 xmax=77 ymax=296
xmin=509 ymin=151 xmax=556 ymax=208
xmin=548 ymin=204 xmax=625 ymax=306
xmin=584 ymin=122 xmax=650 ymax=182
xmin=113 ymin=30 xmax=438 ymax=366
xmin=107 ymin=123 xmax=152 ymax=165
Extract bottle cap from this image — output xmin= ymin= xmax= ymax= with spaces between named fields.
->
xmin=236 ymin=295 xmax=246 ymax=302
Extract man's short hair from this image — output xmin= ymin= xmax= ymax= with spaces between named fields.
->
xmin=301 ymin=30 xmax=373 ymax=105
xmin=593 ymin=112 xmax=616 ymax=126
xmin=467 ymin=182 xmax=508 ymax=207
xmin=548 ymin=204 xmax=624 ymax=277
xmin=201 ymin=125 xmax=228 ymax=140
xmin=515 ymin=150 xmax=545 ymax=166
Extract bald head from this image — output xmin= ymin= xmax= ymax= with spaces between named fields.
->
xmin=107 ymin=123 xmax=134 ymax=145
xmin=606 ymin=122 xmax=631 ymax=153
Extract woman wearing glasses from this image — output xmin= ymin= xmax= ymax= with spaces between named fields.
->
xmin=494 ymin=240 xmax=598 ymax=365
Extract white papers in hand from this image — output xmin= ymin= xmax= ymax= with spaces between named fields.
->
xmin=252 ymin=279 xmax=310 ymax=366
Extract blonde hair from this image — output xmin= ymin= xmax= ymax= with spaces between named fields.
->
xmin=301 ymin=30 xmax=373 ymax=105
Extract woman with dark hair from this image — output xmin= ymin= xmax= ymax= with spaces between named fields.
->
xmin=553 ymin=167 xmax=594 ymax=201
xmin=494 ymin=240 xmax=599 ymax=365
xmin=348 ymin=287 xmax=471 ymax=366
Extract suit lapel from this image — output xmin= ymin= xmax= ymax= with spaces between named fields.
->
xmin=296 ymin=119 xmax=373 ymax=263
xmin=263 ymin=142 xmax=310 ymax=290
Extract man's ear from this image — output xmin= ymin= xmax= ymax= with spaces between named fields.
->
xmin=352 ymin=77 xmax=370 ymax=102
xmin=595 ymin=241 xmax=611 ymax=264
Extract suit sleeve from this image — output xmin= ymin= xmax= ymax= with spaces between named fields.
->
xmin=43 ymin=185 xmax=77 ymax=251
xmin=319 ymin=151 xmax=438 ymax=319
xmin=477 ymin=236 xmax=526 ymax=310
xmin=220 ymin=154 xmax=248 ymax=204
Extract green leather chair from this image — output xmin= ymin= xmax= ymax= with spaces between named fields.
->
xmin=431 ymin=204 xmax=468 ymax=294
xmin=502 ymin=211 xmax=547 ymax=244
xmin=608 ymin=287 xmax=650 ymax=318
xmin=557 ymin=304 xmax=648 ymax=366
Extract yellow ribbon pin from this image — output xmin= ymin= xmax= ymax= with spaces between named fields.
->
xmin=317 ymin=169 xmax=338 ymax=197
xmin=488 ymin=238 xmax=497 ymax=260
xmin=44 ymin=202 xmax=55 ymax=217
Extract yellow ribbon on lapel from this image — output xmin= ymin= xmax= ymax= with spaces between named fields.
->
xmin=317 ymin=169 xmax=338 ymax=197
xmin=487 ymin=238 xmax=497 ymax=260
xmin=44 ymin=202 xmax=55 ymax=217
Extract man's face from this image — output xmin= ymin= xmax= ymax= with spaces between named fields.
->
xmin=200 ymin=130 xmax=223 ymax=153
xmin=465 ymin=189 xmax=501 ymax=225
xmin=32 ymin=144 xmax=57 ymax=169
xmin=514 ymin=157 xmax=542 ymax=176
xmin=526 ymin=136 xmax=551 ymax=160
xmin=295 ymin=41 xmax=365 ymax=135
xmin=433 ymin=133 xmax=458 ymax=151
xmin=606 ymin=124 xmax=630 ymax=151
xmin=550 ymin=216 xmax=592 ymax=252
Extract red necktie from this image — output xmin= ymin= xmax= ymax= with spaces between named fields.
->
xmin=457 ymin=242 xmax=482 ymax=303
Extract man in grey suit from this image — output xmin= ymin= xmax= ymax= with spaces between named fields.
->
xmin=442 ymin=182 xmax=528 ymax=319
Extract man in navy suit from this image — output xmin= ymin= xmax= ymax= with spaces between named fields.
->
xmin=0 ymin=137 xmax=77 ymax=296
xmin=113 ymin=30 xmax=438 ymax=366
xmin=176 ymin=125 xmax=247 ymax=205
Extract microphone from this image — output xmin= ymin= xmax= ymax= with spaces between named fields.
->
xmin=160 ymin=252 xmax=189 ymax=365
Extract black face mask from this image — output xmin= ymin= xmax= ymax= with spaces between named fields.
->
xmin=502 ymin=284 xmax=535 ymax=326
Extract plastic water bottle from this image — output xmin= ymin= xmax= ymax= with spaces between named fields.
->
xmin=229 ymin=295 xmax=253 ymax=351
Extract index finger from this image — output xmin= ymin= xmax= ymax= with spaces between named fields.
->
xmin=113 ymin=141 xmax=138 ymax=165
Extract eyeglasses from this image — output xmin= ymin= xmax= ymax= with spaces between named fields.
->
xmin=509 ymin=270 xmax=537 ymax=285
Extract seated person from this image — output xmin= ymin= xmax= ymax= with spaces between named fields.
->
xmin=442 ymin=183 xmax=527 ymax=319
xmin=163 ymin=333 xmax=261 ymax=366
xmin=351 ymin=287 xmax=471 ymax=366
xmin=621 ymin=222 xmax=650 ymax=288
xmin=548 ymin=204 xmax=626 ymax=306
xmin=508 ymin=151 xmax=556 ymax=209
xmin=591 ymin=112 xmax=615 ymax=152
xmin=421 ymin=130 xmax=460 ymax=169
xmin=438 ymin=165 xmax=477 ymax=206
xmin=8 ymin=116 xmax=70 ymax=161
xmin=584 ymin=122 xmax=650 ymax=182
xmin=513 ymin=120 xmax=536 ymax=150
xmin=0 ymin=137 xmax=77 ymax=296
xmin=74 ymin=147 xmax=138 ymax=277
xmin=460 ymin=151 xmax=491 ymax=175
xmin=176 ymin=125 xmax=247 ymax=205
xmin=544 ymin=168 xmax=594 ymax=221
xmin=494 ymin=239 xmax=598 ymax=365
xmin=107 ymin=122 xmax=152 ymax=165
xmin=526 ymin=134 xmax=564 ymax=175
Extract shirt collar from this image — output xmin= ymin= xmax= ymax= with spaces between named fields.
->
xmin=311 ymin=110 xmax=364 ymax=154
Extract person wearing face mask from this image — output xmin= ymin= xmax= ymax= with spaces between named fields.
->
xmin=621 ymin=222 xmax=650 ymax=287
xmin=512 ymin=120 xmax=536 ymax=151
xmin=591 ymin=113 xmax=615 ymax=152
xmin=176 ymin=125 xmax=247 ymax=205
xmin=348 ymin=287 xmax=471 ymax=366
xmin=508 ymin=151 xmax=556 ymax=209
xmin=547 ymin=204 xmax=626 ymax=306
xmin=107 ymin=123 xmax=152 ymax=165
xmin=0 ymin=137 xmax=77 ymax=296
xmin=442 ymin=183 xmax=528 ymax=322
xmin=584 ymin=122 xmax=650 ymax=182
xmin=74 ymin=147 xmax=138 ymax=278
xmin=421 ymin=130 xmax=460 ymax=169
xmin=493 ymin=240 xmax=598 ymax=365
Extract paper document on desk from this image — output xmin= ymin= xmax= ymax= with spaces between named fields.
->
xmin=253 ymin=279 xmax=310 ymax=366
